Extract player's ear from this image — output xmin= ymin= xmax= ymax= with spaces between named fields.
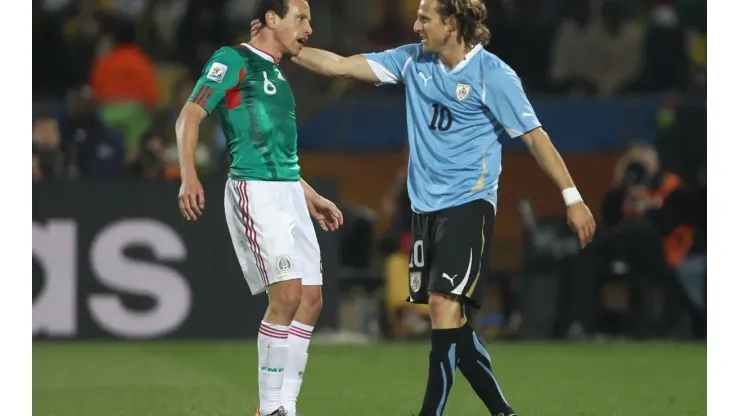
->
xmin=444 ymin=15 xmax=458 ymax=34
xmin=265 ymin=10 xmax=279 ymax=28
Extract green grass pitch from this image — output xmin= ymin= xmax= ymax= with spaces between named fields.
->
xmin=33 ymin=341 xmax=706 ymax=416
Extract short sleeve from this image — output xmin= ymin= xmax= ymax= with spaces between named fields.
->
xmin=483 ymin=65 xmax=542 ymax=139
xmin=362 ymin=43 xmax=420 ymax=85
xmin=188 ymin=48 xmax=244 ymax=114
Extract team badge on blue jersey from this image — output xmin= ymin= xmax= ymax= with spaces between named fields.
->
xmin=456 ymin=82 xmax=472 ymax=101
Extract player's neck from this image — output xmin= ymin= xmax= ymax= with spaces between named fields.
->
xmin=248 ymin=33 xmax=282 ymax=64
xmin=437 ymin=41 xmax=471 ymax=70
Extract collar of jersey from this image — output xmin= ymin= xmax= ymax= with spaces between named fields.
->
xmin=241 ymin=43 xmax=275 ymax=64
xmin=436 ymin=43 xmax=483 ymax=75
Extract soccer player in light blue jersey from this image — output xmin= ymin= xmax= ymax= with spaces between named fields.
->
xmin=253 ymin=0 xmax=595 ymax=414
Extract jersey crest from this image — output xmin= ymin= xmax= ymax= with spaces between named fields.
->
xmin=456 ymin=82 xmax=472 ymax=101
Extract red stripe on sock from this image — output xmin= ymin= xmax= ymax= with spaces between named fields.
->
xmin=260 ymin=325 xmax=288 ymax=336
xmin=259 ymin=328 xmax=288 ymax=339
xmin=289 ymin=326 xmax=313 ymax=337
xmin=289 ymin=329 xmax=312 ymax=340
xmin=260 ymin=323 xmax=289 ymax=334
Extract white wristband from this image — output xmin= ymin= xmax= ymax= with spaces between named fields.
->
xmin=562 ymin=187 xmax=582 ymax=206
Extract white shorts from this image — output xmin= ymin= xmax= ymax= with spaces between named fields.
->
xmin=224 ymin=178 xmax=322 ymax=295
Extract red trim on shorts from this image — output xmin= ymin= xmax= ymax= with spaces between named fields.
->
xmin=242 ymin=182 xmax=270 ymax=284
xmin=237 ymin=181 xmax=269 ymax=285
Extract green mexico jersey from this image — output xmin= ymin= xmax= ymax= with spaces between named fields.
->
xmin=188 ymin=44 xmax=299 ymax=181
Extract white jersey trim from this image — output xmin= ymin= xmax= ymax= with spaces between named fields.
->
xmin=438 ymin=43 xmax=484 ymax=75
xmin=366 ymin=59 xmax=399 ymax=84
xmin=241 ymin=43 xmax=275 ymax=63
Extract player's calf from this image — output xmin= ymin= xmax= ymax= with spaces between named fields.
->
xmin=421 ymin=292 xmax=514 ymax=415
xmin=418 ymin=292 xmax=464 ymax=415
xmin=293 ymin=285 xmax=323 ymax=324
xmin=259 ymin=280 xmax=302 ymax=415
xmin=282 ymin=285 xmax=322 ymax=416
xmin=456 ymin=323 xmax=514 ymax=415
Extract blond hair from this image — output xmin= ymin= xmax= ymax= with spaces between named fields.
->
xmin=436 ymin=0 xmax=490 ymax=47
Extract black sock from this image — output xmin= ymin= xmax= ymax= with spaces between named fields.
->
xmin=418 ymin=328 xmax=460 ymax=416
xmin=456 ymin=323 xmax=511 ymax=414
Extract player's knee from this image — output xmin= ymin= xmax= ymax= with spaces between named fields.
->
xmin=301 ymin=286 xmax=323 ymax=315
xmin=428 ymin=292 xmax=463 ymax=329
xmin=268 ymin=281 xmax=303 ymax=319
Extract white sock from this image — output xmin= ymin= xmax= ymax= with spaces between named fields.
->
xmin=281 ymin=321 xmax=314 ymax=415
xmin=258 ymin=321 xmax=289 ymax=415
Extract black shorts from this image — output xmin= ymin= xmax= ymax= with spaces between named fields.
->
xmin=407 ymin=199 xmax=496 ymax=309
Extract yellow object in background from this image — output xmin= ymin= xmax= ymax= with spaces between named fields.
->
xmin=689 ymin=31 xmax=707 ymax=70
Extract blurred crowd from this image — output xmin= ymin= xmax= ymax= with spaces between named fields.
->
xmin=33 ymin=0 xmax=707 ymax=182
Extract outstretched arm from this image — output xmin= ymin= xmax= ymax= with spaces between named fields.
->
xmin=291 ymin=48 xmax=380 ymax=83
xmin=249 ymin=20 xmax=380 ymax=82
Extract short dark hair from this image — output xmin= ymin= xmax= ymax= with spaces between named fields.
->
xmin=436 ymin=0 xmax=491 ymax=47
xmin=253 ymin=0 xmax=290 ymax=25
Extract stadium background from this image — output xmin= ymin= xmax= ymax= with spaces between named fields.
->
xmin=32 ymin=0 xmax=707 ymax=414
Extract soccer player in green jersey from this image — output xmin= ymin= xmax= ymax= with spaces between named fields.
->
xmin=175 ymin=1 xmax=343 ymax=415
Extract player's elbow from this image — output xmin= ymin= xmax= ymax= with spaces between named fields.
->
xmin=327 ymin=58 xmax=351 ymax=78
xmin=177 ymin=103 xmax=205 ymax=125
xmin=175 ymin=110 xmax=188 ymax=136
xmin=175 ymin=103 xmax=204 ymax=140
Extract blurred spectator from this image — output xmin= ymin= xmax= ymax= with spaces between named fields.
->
xmin=379 ymin=167 xmax=413 ymax=257
xmin=143 ymin=0 xmax=190 ymax=61
xmin=153 ymin=75 xmax=194 ymax=145
xmin=32 ymin=118 xmax=66 ymax=180
xmin=571 ymin=143 xmax=698 ymax=338
xmin=176 ymin=0 xmax=229 ymax=78
xmin=58 ymin=85 xmax=125 ymax=179
xmin=654 ymin=100 xmax=706 ymax=186
xmin=33 ymin=2 xmax=68 ymax=98
xmin=639 ymin=1 xmax=687 ymax=92
xmin=90 ymin=18 xmax=160 ymax=109
xmin=102 ymin=0 xmax=150 ymax=18
xmin=153 ymin=75 xmax=218 ymax=175
xmin=130 ymin=131 xmax=169 ymax=180
xmin=686 ymin=0 xmax=706 ymax=96
xmin=369 ymin=0 xmax=414 ymax=48
xmin=586 ymin=0 xmax=644 ymax=97
xmin=379 ymin=164 xmax=430 ymax=339
xmin=492 ymin=0 xmax=553 ymax=92
xmin=549 ymin=0 xmax=597 ymax=95
xmin=60 ymin=0 xmax=109 ymax=89
xmin=675 ymin=163 xmax=705 ymax=337
xmin=33 ymin=152 xmax=43 ymax=183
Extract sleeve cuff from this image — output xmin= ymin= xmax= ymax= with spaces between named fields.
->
xmin=365 ymin=58 xmax=398 ymax=85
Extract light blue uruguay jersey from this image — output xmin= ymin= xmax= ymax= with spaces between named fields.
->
xmin=363 ymin=43 xmax=542 ymax=213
